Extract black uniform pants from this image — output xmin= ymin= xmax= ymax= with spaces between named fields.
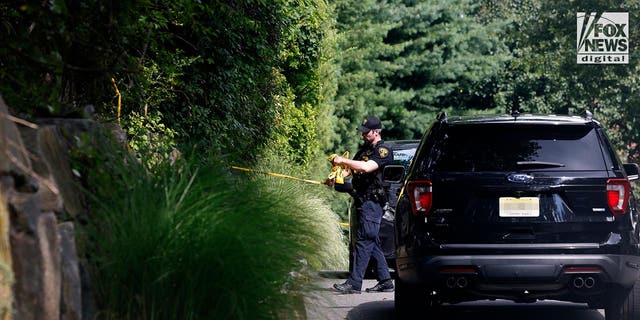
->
xmin=347 ymin=200 xmax=391 ymax=290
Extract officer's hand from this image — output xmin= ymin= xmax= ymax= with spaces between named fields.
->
xmin=332 ymin=156 xmax=343 ymax=165
xmin=324 ymin=178 xmax=336 ymax=187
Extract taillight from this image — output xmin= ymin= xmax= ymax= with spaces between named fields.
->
xmin=606 ymin=178 xmax=630 ymax=215
xmin=439 ymin=266 xmax=478 ymax=274
xmin=408 ymin=180 xmax=432 ymax=216
xmin=563 ymin=266 xmax=603 ymax=274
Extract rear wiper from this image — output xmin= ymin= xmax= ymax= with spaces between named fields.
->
xmin=516 ymin=161 xmax=566 ymax=168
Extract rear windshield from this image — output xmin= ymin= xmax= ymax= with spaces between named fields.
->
xmin=430 ymin=124 xmax=607 ymax=172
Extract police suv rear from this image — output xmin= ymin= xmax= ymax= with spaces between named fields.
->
xmin=393 ymin=112 xmax=640 ymax=320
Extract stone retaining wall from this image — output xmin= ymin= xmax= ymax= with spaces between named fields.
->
xmin=0 ymin=96 xmax=86 ymax=320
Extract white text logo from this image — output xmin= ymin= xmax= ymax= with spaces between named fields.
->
xmin=577 ymin=12 xmax=628 ymax=64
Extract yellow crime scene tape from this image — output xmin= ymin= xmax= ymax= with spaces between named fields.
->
xmin=229 ymin=164 xmax=352 ymax=227
xmin=327 ymin=151 xmax=350 ymax=184
xmin=230 ymin=151 xmax=351 ymax=186
xmin=230 ymin=166 xmax=324 ymax=185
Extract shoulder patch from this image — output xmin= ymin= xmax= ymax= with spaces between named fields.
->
xmin=378 ymin=147 xmax=389 ymax=158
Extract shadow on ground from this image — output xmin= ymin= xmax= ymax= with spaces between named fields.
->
xmin=347 ymin=300 xmax=605 ymax=320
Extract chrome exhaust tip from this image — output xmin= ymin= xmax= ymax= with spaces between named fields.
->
xmin=584 ymin=276 xmax=596 ymax=289
xmin=446 ymin=277 xmax=457 ymax=289
xmin=572 ymin=276 xmax=585 ymax=289
xmin=456 ymin=277 xmax=468 ymax=289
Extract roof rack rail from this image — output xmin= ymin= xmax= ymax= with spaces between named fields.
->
xmin=584 ymin=110 xmax=593 ymax=121
xmin=510 ymin=103 xmax=520 ymax=118
xmin=437 ymin=112 xmax=447 ymax=123
xmin=511 ymin=94 xmax=520 ymax=119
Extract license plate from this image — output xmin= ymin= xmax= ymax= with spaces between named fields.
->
xmin=499 ymin=197 xmax=540 ymax=217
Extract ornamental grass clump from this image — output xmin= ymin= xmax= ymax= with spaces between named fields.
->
xmin=80 ymin=139 xmax=347 ymax=320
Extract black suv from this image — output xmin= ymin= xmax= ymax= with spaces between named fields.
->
xmin=394 ymin=112 xmax=640 ymax=320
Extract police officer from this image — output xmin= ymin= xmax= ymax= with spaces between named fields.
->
xmin=330 ymin=116 xmax=394 ymax=294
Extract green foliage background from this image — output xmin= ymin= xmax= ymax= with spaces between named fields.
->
xmin=331 ymin=0 xmax=511 ymax=152
xmin=3 ymin=0 xmax=639 ymax=163
xmin=2 ymin=0 xmax=640 ymax=318
xmin=0 ymin=0 xmax=332 ymax=168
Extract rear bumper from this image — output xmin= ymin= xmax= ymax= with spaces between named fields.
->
xmin=396 ymin=253 xmax=640 ymax=304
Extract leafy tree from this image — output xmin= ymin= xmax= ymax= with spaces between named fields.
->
xmin=331 ymin=0 xmax=511 ymax=153
xmin=385 ymin=0 xmax=510 ymax=120
xmin=0 ymin=1 xmax=333 ymax=168
xmin=117 ymin=0 xmax=332 ymax=167
xmin=488 ymin=0 xmax=640 ymax=161
xmin=330 ymin=0 xmax=409 ymax=153
xmin=0 ymin=1 xmax=140 ymax=117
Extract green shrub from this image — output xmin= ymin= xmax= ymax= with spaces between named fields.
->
xmin=78 ymin=135 xmax=347 ymax=319
xmin=123 ymin=110 xmax=177 ymax=169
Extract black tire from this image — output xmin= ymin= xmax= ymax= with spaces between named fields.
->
xmin=606 ymin=301 xmax=623 ymax=320
xmin=395 ymin=278 xmax=438 ymax=319
xmin=622 ymin=278 xmax=640 ymax=320
xmin=605 ymin=279 xmax=639 ymax=320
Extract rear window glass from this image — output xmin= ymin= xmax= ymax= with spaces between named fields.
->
xmin=430 ymin=124 xmax=607 ymax=172
xmin=393 ymin=147 xmax=417 ymax=170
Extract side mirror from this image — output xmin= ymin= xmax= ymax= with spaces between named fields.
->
xmin=383 ymin=165 xmax=405 ymax=184
xmin=623 ymin=163 xmax=640 ymax=181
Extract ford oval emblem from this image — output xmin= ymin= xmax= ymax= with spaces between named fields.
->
xmin=507 ymin=173 xmax=534 ymax=183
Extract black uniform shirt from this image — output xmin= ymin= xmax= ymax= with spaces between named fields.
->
xmin=352 ymin=140 xmax=393 ymax=197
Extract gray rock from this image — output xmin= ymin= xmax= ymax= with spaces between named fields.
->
xmin=1 ymin=95 xmax=91 ymax=320
xmin=59 ymin=222 xmax=81 ymax=320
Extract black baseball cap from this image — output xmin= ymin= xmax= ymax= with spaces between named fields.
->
xmin=356 ymin=116 xmax=382 ymax=133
